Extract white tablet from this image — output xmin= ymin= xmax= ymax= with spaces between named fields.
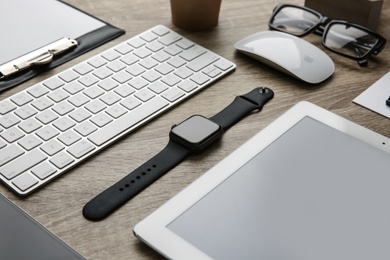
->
xmin=133 ymin=101 xmax=390 ymax=260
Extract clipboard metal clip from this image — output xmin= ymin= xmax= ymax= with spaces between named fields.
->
xmin=0 ymin=37 xmax=78 ymax=79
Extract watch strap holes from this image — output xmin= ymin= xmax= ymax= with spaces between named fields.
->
xmin=118 ymin=164 xmax=159 ymax=192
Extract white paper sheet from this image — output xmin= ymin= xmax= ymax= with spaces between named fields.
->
xmin=0 ymin=0 xmax=105 ymax=65
xmin=353 ymin=71 xmax=390 ymax=119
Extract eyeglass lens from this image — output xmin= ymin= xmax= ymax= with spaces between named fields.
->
xmin=323 ymin=24 xmax=378 ymax=59
xmin=270 ymin=7 xmax=321 ymax=35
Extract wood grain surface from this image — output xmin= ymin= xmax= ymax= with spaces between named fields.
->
xmin=1 ymin=0 xmax=389 ymax=259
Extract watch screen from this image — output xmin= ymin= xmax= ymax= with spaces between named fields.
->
xmin=172 ymin=115 xmax=220 ymax=144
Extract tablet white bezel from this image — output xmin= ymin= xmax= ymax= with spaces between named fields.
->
xmin=133 ymin=101 xmax=390 ymax=259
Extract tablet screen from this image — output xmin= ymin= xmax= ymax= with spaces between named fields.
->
xmin=167 ymin=116 xmax=390 ymax=259
xmin=0 ymin=194 xmax=85 ymax=259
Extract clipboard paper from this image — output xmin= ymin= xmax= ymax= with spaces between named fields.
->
xmin=0 ymin=3 xmax=124 ymax=92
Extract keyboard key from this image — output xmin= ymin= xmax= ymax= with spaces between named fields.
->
xmin=12 ymin=173 xmax=39 ymax=191
xmin=50 ymin=152 xmax=74 ymax=169
xmin=162 ymin=74 xmax=181 ymax=86
xmin=152 ymin=50 xmax=171 ymax=62
xmin=0 ymin=114 xmax=20 ymax=128
xmin=148 ymin=81 xmax=168 ymax=94
xmin=18 ymin=135 xmax=42 ymax=151
xmin=59 ymin=70 xmax=79 ymax=83
xmin=27 ymin=84 xmax=49 ymax=98
xmin=68 ymin=93 xmax=90 ymax=107
xmin=140 ymin=31 xmax=158 ymax=42
xmin=174 ymin=67 xmax=193 ymax=79
xmin=73 ymin=62 xmax=94 ymax=75
xmin=31 ymin=97 xmax=54 ymax=111
xmin=52 ymin=101 xmax=75 ymax=116
xmin=69 ymin=108 xmax=92 ymax=123
xmin=168 ymin=56 xmax=186 ymax=68
xmin=151 ymin=25 xmax=170 ymax=36
xmin=176 ymin=38 xmax=195 ymax=49
xmin=90 ymin=113 xmax=113 ymax=127
xmin=190 ymin=73 xmax=210 ymax=85
xmin=146 ymin=41 xmax=164 ymax=52
xmin=180 ymin=45 xmax=207 ymax=61
xmin=98 ymin=78 xmax=119 ymax=91
xmin=187 ymin=52 xmax=219 ymax=72
xmin=15 ymin=105 xmax=38 ymax=120
xmin=203 ymin=66 xmax=222 ymax=78
xmin=18 ymin=118 xmax=42 ymax=134
xmin=162 ymin=88 xmax=185 ymax=102
xmin=40 ymin=139 xmax=65 ymax=156
xmin=74 ymin=121 xmax=98 ymax=136
xmin=214 ymin=59 xmax=234 ymax=71
xmin=36 ymin=110 xmax=59 ymax=124
xmin=0 ymin=149 xmax=47 ymax=180
xmin=159 ymin=31 xmax=182 ymax=46
xmin=79 ymin=74 xmax=99 ymax=87
xmin=112 ymin=71 xmax=132 ymax=84
xmin=1 ymin=127 xmax=25 ymax=143
xmin=128 ymin=37 xmax=145 ymax=48
xmin=129 ymin=77 xmax=149 ymax=90
xmin=120 ymin=53 xmax=139 ymax=66
xmin=155 ymin=63 xmax=174 ymax=75
xmin=58 ymin=130 xmax=81 ymax=146
xmin=139 ymin=57 xmax=158 ymax=69
xmin=31 ymin=162 xmax=57 ymax=180
xmin=85 ymin=100 xmax=107 ymax=114
xmin=142 ymin=70 xmax=161 ymax=82
xmin=178 ymin=80 xmax=197 ymax=93
xmin=36 ymin=125 xmax=60 ymax=141
xmin=88 ymin=56 xmax=107 ymax=68
xmin=0 ymin=139 xmax=6 ymax=148
xmin=88 ymin=96 xmax=169 ymax=146
xmin=0 ymin=144 xmax=24 ymax=167
xmin=63 ymin=81 xmax=85 ymax=95
xmin=52 ymin=117 xmax=76 ymax=132
xmin=133 ymin=47 xmax=152 ymax=59
xmin=120 ymin=96 xmax=142 ymax=110
xmin=0 ymin=100 xmax=17 ymax=115
xmin=93 ymin=67 xmax=113 ymax=80
xmin=47 ymin=89 xmax=70 ymax=103
xmin=107 ymin=60 xmax=126 ymax=72
xmin=126 ymin=64 xmax=145 ymax=76
xmin=114 ymin=84 xmax=135 ymax=97
xmin=67 ymin=139 xmax=95 ymax=159
xmin=114 ymin=43 xmax=133 ymax=55
xmin=11 ymin=92 xmax=33 ymax=106
xmin=105 ymin=104 xmax=127 ymax=119
xmin=83 ymin=86 xmax=105 ymax=99
xmin=134 ymin=89 xmax=155 ymax=102
xmin=43 ymin=77 xmax=65 ymax=90
xmin=100 ymin=92 xmax=121 ymax=106
xmin=101 ymin=49 xmax=121 ymax=61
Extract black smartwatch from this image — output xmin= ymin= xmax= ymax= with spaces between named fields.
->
xmin=83 ymin=87 xmax=274 ymax=221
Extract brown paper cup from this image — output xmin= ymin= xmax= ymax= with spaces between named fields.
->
xmin=170 ymin=0 xmax=222 ymax=30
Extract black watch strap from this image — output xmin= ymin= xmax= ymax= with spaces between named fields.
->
xmin=83 ymin=87 xmax=273 ymax=221
xmin=83 ymin=140 xmax=191 ymax=221
xmin=210 ymin=87 xmax=274 ymax=130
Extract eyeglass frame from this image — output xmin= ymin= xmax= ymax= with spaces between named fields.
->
xmin=268 ymin=3 xmax=387 ymax=66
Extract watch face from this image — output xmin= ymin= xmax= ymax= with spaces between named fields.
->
xmin=171 ymin=115 xmax=221 ymax=145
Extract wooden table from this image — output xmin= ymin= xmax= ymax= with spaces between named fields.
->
xmin=1 ymin=0 xmax=389 ymax=259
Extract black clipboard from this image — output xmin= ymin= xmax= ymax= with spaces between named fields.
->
xmin=0 ymin=0 xmax=125 ymax=93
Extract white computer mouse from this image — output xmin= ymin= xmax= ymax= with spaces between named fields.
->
xmin=234 ymin=31 xmax=334 ymax=84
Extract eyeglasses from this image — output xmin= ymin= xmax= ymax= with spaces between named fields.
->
xmin=268 ymin=4 xmax=386 ymax=66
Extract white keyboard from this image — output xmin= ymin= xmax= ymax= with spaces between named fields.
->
xmin=0 ymin=25 xmax=235 ymax=196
